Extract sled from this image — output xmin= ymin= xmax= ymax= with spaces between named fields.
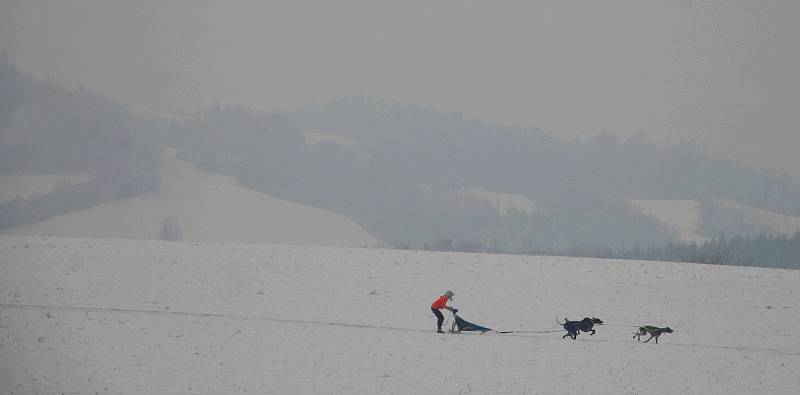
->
xmin=449 ymin=309 xmax=493 ymax=334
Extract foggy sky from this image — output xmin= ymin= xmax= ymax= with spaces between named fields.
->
xmin=1 ymin=0 xmax=798 ymax=179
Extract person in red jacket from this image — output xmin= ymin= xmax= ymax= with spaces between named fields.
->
xmin=431 ymin=290 xmax=455 ymax=333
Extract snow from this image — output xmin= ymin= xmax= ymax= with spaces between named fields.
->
xmin=422 ymin=184 xmax=542 ymax=216
xmin=0 ymin=173 xmax=94 ymax=204
xmin=628 ymin=199 xmax=707 ymax=243
xmin=629 ymin=199 xmax=800 ymax=243
xmin=3 ymin=150 xmax=379 ymax=248
xmin=712 ymin=199 xmax=800 ymax=236
xmin=2 ymin=235 xmax=799 ymax=394
xmin=303 ymin=131 xmax=370 ymax=161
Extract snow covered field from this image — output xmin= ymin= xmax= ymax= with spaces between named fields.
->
xmin=2 ymin=235 xmax=799 ymax=394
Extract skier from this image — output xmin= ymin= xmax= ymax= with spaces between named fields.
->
xmin=430 ymin=290 xmax=456 ymax=333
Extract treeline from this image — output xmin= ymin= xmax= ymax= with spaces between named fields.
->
xmin=155 ymin=99 xmax=800 ymax=255
xmin=579 ymin=233 xmax=800 ymax=269
xmin=0 ymin=180 xmax=119 ymax=229
xmin=0 ymin=53 xmax=160 ymax=230
xmin=158 ymin=104 xmax=676 ymax=252
xmin=296 ymin=97 xmax=800 ymax=217
xmin=4 ymin=52 xmax=800 ymax=268
xmin=418 ymin=232 xmax=800 ymax=269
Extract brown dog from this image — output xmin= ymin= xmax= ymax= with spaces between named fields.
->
xmin=633 ymin=326 xmax=673 ymax=343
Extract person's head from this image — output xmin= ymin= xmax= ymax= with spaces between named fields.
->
xmin=445 ymin=290 xmax=454 ymax=300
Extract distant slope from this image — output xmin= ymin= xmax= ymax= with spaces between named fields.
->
xmin=421 ymin=184 xmax=543 ymax=216
xmin=702 ymin=198 xmax=800 ymax=237
xmin=0 ymin=173 xmax=93 ymax=203
xmin=628 ymin=199 xmax=707 ymax=243
xmin=629 ymin=199 xmax=800 ymax=242
xmin=4 ymin=150 xmax=380 ymax=247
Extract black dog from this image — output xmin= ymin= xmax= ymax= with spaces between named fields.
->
xmin=633 ymin=326 xmax=673 ymax=344
xmin=559 ymin=317 xmax=603 ymax=339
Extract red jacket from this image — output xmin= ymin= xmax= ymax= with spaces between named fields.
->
xmin=431 ymin=294 xmax=450 ymax=309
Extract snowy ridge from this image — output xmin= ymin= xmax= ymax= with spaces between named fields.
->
xmin=2 ymin=235 xmax=799 ymax=394
xmin=628 ymin=199 xmax=707 ymax=243
xmin=711 ymin=198 xmax=800 ymax=236
xmin=303 ymin=130 xmax=370 ymax=161
xmin=3 ymin=150 xmax=379 ymax=247
xmin=629 ymin=198 xmax=800 ymax=243
xmin=0 ymin=173 xmax=94 ymax=204
xmin=421 ymin=184 xmax=542 ymax=216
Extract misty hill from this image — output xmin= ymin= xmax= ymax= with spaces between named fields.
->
xmin=628 ymin=199 xmax=707 ymax=243
xmin=0 ymin=173 xmax=93 ymax=204
xmin=156 ymin=97 xmax=800 ymax=254
xmin=4 ymin=53 xmax=800 ymax=261
xmin=156 ymin=103 xmax=674 ymax=253
xmin=629 ymin=199 xmax=800 ymax=244
xmin=296 ymin=98 xmax=800 ymax=216
xmin=0 ymin=56 xmax=377 ymax=247
xmin=4 ymin=150 xmax=379 ymax=247
xmin=0 ymin=53 xmax=160 ymax=229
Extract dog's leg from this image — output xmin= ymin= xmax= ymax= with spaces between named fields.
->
xmin=590 ymin=329 xmax=596 ymax=335
xmin=643 ymin=334 xmax=654 ymax=343
xmin=565 ymin=331 xmax=576 ymax=340
xmin=654 ymin=334 xmax=660 ymax=344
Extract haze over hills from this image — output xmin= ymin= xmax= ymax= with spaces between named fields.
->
xmin=3 ymin=4 xmax=800 ymax=394
xmin=0 ymin=173 xmax=92 ymax=204
xmin=2 ymin=54 xmax=800 ymax=266
xmin=4 ymin=149 xmax=379 ymax=247
xmin=628 ymin=199 xmax=800 ymax=244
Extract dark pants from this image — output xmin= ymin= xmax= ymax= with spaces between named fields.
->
xmin=432 ymin=308 xmax=444 ymax=331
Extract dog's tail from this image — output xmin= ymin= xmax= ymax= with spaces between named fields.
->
xmin=556 ymin=317 xmax=565 ymax=326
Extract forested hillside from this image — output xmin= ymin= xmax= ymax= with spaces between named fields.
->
xmin=0 ymin=54 xmax=160 ymax=229
xmin=4 ymin=53 xmax=800 ymax=265
xmin=154 ymin=98 xmax=800 ymax=255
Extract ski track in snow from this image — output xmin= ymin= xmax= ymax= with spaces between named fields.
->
xmin=1 ymin=235 xmax=799 ymax=394
xmin=2 ymin=303 xmax=798 ymax=357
